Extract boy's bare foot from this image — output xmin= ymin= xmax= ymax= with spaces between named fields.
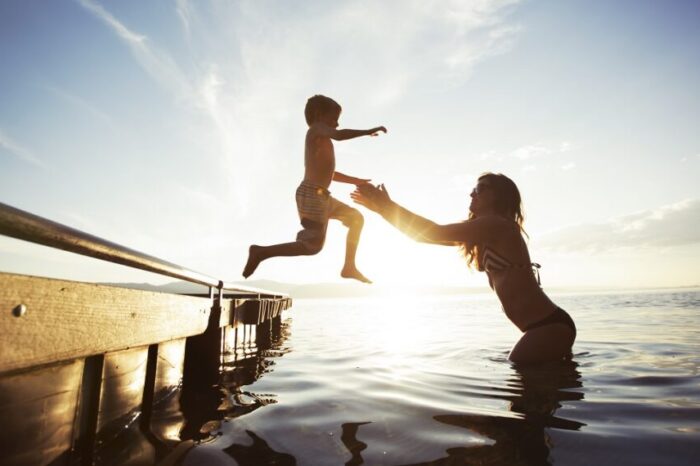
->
xmin=341 ymin=266 xmax=372 ymax=284
xmin=242 ymin=245 xmax=263 ymax=278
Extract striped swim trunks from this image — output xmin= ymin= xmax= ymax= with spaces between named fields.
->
xmin=295 ymin=181 xmax=331 ymax=225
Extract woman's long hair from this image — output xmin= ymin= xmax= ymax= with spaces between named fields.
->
xmin=460 ymin=173 xmax=527 ymax=269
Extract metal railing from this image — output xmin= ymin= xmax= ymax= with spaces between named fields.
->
xmin=0 ymin=201 xmax=282 ymax=297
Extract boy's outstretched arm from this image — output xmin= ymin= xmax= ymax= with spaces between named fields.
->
xmin=333 ymin=171 xmax=370 ymax=185
xmin=314 ymin=123 xmax=387 ymax=141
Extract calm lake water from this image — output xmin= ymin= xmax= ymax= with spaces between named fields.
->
xmin=178 ymin=288 xmax=700 ymax=465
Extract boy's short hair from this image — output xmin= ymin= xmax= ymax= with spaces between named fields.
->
xmin=305 ymin=95 xmax=342 ymax=125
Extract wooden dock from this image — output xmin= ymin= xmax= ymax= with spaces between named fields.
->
xmin=0 ymin=202 xmax=292 ymax=465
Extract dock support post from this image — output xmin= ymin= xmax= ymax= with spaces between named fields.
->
xmin=272 ymin=315 xmax=282 ymax=340
xmin=182 ymin=289 xmax=222 ymax=390
xmin=255 ymin=319 xmax=272 ymax=350
xmin=179 ymin=289 xmax=223 ymax=440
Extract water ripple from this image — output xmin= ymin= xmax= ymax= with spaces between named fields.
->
xmin=174 ymin=289 xmax=700 ymax=466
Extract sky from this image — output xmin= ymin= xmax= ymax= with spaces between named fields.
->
xmin=1 ymin=0 xmax=699 ymax=290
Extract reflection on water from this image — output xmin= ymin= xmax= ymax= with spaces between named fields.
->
xmin=170 ymin=290 xmax=699 ymax=465
xmin=177 ymin=312 xmax=586 ymax=465
xmin=422 ymin=362 xmax=585 ymax=466
xmin=341 ymin=422 xmax=371 ymax=466
xmin=177 ymin=319 xmax=295 ymax=465
xmin=223 ymin=430 xmax=296 ymax=466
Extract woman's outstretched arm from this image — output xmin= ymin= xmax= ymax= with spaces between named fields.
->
xmin=351 ymin=184 xmax=486 ymax=245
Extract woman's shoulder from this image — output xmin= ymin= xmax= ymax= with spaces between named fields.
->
xmin=469 ymin=214 xmax=519 ymax=231
xmin=467 ymin=216 xmax=521 ymax=247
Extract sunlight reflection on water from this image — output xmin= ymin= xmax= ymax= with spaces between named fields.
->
xmin=176 ymin=289 xmax=699 ymax=466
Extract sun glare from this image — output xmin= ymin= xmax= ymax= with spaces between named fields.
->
xmin=356 ymin=221 xmax=482 ymax=290
xmin=361 ymin=231 xmax=422 ymax=286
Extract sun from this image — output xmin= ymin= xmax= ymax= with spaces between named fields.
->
xmin=355 ymin=220 xmax=481 ymax=290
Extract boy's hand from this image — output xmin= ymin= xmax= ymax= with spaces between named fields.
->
xmin=332 ymin=171 xmax=371 ymax=185
xmin=369 ymin=126 xmax=387 ymax=136
xmin=351 ymin=177 xmax=371 ymax=186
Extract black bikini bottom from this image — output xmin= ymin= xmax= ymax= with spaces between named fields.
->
xmin=525 ymin=307 xmax=576 ymax=335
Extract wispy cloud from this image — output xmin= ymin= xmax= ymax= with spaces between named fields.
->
xmin=224 ymin=0 xmax=522 ymax=109
xmin=479 ymin=150 xmax=497 ymax=160
xmin=76 ymin=0 xmax=145 ymax=43
xmin=510 ymin=145 xmax=553 ymax=160
xmin=384 ymin=0 xmax=522 ymax=85
xmin=176 ymin=0 xmax=193 ymax=39
xmin=476 ymin=141 xmax=574 ymax=163
xmin=43 ymin=84 xmax=116 ymax=129
xmin=75 ymin=0 xmax=249 ymax=211
xmin=537 ymin=199 xmax=700 ymax=252
xmin=509 ymin=141 xmax=572 ymax=160
xmin=680 ymin=153 xmax=700 ymax=163
xmin=507 ymin=141 xmax=575 ymax=171
xmin=75 ymin=0 xmax=524 ymax=219
xmin=0 ymin=128 xmax=47 ymax=169
xmin=76 ymin=0 xmax=193 ymax=101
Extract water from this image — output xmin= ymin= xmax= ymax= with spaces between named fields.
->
xmin=179 ymin=289 xmax=700 ymax=465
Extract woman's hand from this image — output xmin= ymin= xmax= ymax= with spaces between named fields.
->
xmin=351 ymin=183 xmax=392 ymax=213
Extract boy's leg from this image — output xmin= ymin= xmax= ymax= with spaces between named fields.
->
xmin=242 ymin=243 xmax=305 ymax=278
xmin=244 ymin=182 xmax=331 ymax=278
xmin=242 ymin=220 xmax=326 ymax=278
xmin=329 ymin=198 xmax=371 ymax=283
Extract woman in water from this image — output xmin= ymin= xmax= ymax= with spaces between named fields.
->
xmin=351 ymin=173 xmax=576 ymax=364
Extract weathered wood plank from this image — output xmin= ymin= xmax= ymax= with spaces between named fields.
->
xmin=94 ymin=346 xmax=155 ymax=465
xmin=224 ymin=298 xmax=290 ymax=327
xmin=219 ymin=297 xmax=290 ymax=328
xmin=0 ymin=360 xmax=83 ymax=465
xmin=235 ymin=299 xmax=262 ymax=325
xmin=97 ymin=347 xmax=148 ymax=432
xmin=0 ymin=273 xmax=212 ymax=374
xmin=218 ymin=298 xmax=235 ymax=328
xmin=149 ymin=338 xmax=187 ymax=447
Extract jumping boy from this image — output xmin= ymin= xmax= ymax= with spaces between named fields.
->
xmin=242 ymin=95 xmax=386 ymax=283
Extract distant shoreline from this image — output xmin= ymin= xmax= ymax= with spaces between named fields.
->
xmin=103 ymin=279 xmax=700 ymax=300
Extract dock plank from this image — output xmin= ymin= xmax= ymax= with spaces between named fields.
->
xmin=0 ymin=273 xmax=212 ymax=374
xmin=0 ymin=359 xmax=83 ymax=465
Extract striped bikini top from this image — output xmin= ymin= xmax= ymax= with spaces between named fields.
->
xmin=479 ymin=246 xmax=542 ymax=285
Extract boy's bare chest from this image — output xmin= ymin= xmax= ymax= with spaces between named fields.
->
xmin=306 ymin=137 xmax=335 ymax=163
xmin=316 ymin=137 xmax=334 ymax=156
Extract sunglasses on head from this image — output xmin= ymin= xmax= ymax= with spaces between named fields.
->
xmin=472 ymin=183 xmax=492 ymax=195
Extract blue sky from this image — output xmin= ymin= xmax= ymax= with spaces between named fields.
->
xmin=1 ymin=0 xmax=699 ymax=289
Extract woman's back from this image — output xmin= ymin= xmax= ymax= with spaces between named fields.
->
xmin=476 ymin=217 xmax=557 ymax=330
